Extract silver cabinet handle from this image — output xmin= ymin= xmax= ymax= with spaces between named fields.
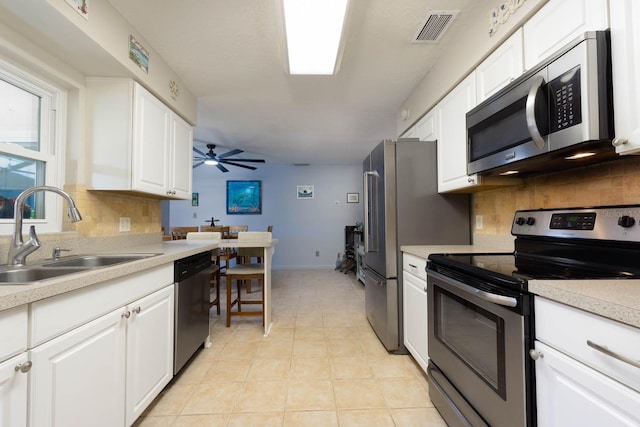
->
xmin=423 ymin=286 xmax=428 ymax=292
xmin=612 ymin=138 xmax=628 ymax=147
xmin=15 ymin=361 xmax=32 ymax=373
xmin=132 ymin=306 xmax=141 ymax=314
xmin=121 ymin=311 xmax=131 ymax=319
xmin=409 ymin=263 xmax=417 ymax=268
xmin=529 ymin=349 xmax=544 ymax=361
xmin=525 ymin=75 xmax=546 ymax=150
xmin=587 ymin=340 xmax=640 ymax=369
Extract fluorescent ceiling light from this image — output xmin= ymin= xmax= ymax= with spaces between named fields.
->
xmin=283 ymin=0 xmax=349 ymax=75
xmin=204 ymin=159 xmax=219 ymax=166
xmin=565 ymin=152 xmax=596 ymax=160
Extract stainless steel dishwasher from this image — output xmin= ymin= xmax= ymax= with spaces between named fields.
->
xmin=174 ymin=251 xmax=213 ymax=375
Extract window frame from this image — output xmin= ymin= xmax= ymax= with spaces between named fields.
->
xmin=0 ymin=57 xmax=67 ymax=235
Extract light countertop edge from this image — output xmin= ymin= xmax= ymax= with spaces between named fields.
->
xmin=400 ymin=244 xmax=640 ymax=330
xmin=0 ymin=239 xmax=278 ymax=312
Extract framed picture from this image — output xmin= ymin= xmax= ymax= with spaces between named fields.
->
xmin=129 ymin=35 xmax=149 ymax=74
xmin=65 ymin=0 xmax=89 ymax=19
xmin=191 ymin=192 xmax=199 ymax=207
xmin=297 ymin=185 xmax=314 ymax=199
xmin=347 ymin=193 xmax=359 ymax=203
xmin=227 ymin=180 xmax=262 ymax=214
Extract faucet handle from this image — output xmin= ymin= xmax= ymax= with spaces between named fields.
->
xmin=52 ymin=247 xmax=71 ymax=259
xmin=27 ymin=226 xmax=41 ymax=248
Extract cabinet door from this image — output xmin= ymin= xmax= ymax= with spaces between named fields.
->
xmin=534 ymin=341 xmax=640 ymax=427
xmin=0 ymin=353 xmax=29 ymax=427
xmin=403 ymin=270 xmax=428 ymax=373
xmin=436 ymin=72 xmax=477 ymax=193
xmin=476 ymin=29 xmax=524 ymax=102
xmin=132 ymin=83 xmax=171 ymax=196
xmin=415 ymin=109 xmax=437 ymax=141
xmin=610 ymin=0 xmax=640 ymax=154
xmin=169 ymin=113 xmax=193 ymax=199
xmin=30 ymin=309 xmax=126 ymax=427
xmin=125 ymin=285 xmax=174 ymax=426
xmin=523 ymin=0 xmax=609 ymax=70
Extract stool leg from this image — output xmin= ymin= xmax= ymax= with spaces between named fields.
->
xmin=215 ymin=269 xmax=221 ymax=315
xmin=226 ymin=275 xmax=232 ymax=327
xmin=236 ymin=279 xmax=242 ymax=312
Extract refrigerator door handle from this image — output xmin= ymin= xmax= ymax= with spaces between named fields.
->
xmin=363 ymin=171 xmax=379 ymax=252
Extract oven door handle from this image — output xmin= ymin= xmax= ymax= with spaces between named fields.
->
xmin=431 ymin=271 xmax=518 ymax=308
xmin=525 ymin=75 xmax=546 ymax=150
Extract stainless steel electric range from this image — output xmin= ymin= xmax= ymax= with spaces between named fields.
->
xmin=426 ymin=205 xmax=640 ymax=427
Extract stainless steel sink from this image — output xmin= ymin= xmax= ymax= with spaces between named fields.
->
xmin=43 ymin=253 xmax=160 ymax=268
xmin=0 ymin=267 xmax=89 ymax=283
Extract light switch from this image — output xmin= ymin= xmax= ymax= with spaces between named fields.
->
xmin=119 ymin=217 xmax=131 ymax=232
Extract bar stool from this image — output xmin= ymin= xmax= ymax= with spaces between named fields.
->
xmin=186 ymin=232 xmax=222 ymax=315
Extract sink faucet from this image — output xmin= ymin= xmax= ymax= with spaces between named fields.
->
xmin=7 ymin=186 xmax=83 ymax=266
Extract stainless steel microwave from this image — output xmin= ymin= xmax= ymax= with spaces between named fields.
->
xmin=466 ymin=31 xmax=615 ymax=177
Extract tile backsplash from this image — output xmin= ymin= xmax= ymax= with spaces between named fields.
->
xmin=473 ymin=156 xmax=640 ymax=236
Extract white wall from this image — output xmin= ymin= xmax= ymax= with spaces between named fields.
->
xmin=167 ymin=164 xmax=364 ymax=269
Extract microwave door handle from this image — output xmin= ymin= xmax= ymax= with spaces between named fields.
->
xmin=525 ymin=75 xmax=546 ymax=150
xmin=363 ymin=171 xmax=379 ymax=252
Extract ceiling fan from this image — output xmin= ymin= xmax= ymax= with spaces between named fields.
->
xmin=192 ymin=143 xmax=265 ymax=173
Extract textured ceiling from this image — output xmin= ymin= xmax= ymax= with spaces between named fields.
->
xmin=108 ymin=0 xmax=477 ymax=165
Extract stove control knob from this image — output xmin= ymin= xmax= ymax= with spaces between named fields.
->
xmin=618 ymin=215 xmax=636 ymax=228
xmin=526 ymin=217 xmax=536 ymax=226
xmin=515 ymin=217 xmax=526 ymax=226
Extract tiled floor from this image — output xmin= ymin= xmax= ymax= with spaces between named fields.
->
xmin=134 ymin=269 xmax=446 ymax=426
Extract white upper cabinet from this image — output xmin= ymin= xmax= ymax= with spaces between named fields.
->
xmin=415 ymin=109 xmax=438 ymax=142
xmin=610 ymin=0 xmax=640 ymax=155
xmin=436 ymin=72 xmax=478 ymax=193
xmin=523 ymin=0 xmax=609 ymax=70
xmin=87 ymin=78 xmax=193 ymax=200
xmin=476 ymin=29 xmax=524 ymax=103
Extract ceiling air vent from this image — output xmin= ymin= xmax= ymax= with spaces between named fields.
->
xmin=412 ymin=10 xmax=459 ymax=43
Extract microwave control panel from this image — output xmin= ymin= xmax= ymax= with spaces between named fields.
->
xmin=548 ymin=65 xmax=582 ymax=133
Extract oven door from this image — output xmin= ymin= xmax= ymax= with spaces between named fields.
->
xmin=427 ymin=269 xmax=528 ymax=427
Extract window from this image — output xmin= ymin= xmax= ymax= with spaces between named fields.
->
xmin=0 ymin=58 xmax=66 ymax=234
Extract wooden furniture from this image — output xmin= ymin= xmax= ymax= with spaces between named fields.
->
xmin=170 ymin=226 xmax=198 ymax=240
xmin=186 ymin=232 xmax=222 ymax=315
xmin=224 ymin=232 xmax=271 ymax=327
xmin=227 ymin=225 xmax=248 ymax=239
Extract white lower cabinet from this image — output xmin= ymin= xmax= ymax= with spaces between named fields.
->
xmin=534 ymin=297 xmax=640 ymax=426
xmin=402 ymin=253 xmax=428 ymax=372
xmin=0 ymin=352 xmax=29 ymax=427
xmin=29 ymin=285 xmax=174 ymax=427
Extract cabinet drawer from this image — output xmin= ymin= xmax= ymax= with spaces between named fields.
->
xmin=30 ymin=264 xmax=173 ymax=348
xmin=535 ymin=297 xmax=640 ymax=392
xmin=0 ymin=305 xmax=28 ymax=362
xmin=403 ymin=253 xmax=427 ymax=281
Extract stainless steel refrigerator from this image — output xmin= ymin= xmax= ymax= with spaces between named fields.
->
xmin=362 ymin=138 xmax=470 ymax=353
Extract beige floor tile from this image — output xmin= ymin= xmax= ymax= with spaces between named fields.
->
xmin=144 ymin=383 xmax=196 ymax=416
xmin=132 ymin=415 xmax=175 ymax=427
xmin=290 ymin=357 xmax=331 ymax=379
xmin=292 ymin=338 xmax=328 ymax=357
xmin=331 ymin=356 xmax=373 ymax=379
xmin=230 ymin=327 xmax=266 ymax=343
xmin=218 ymin=341 xmax=259 ymax=360
xmin=283 ymin=410 xmax=339 ymax=427
xmin=323 ymin=313 xmax=352 ymax=328
xmin=172 ymin=356 xmax=213 ymax=385
xmin=227 ymin=412 xmax=284 ymax=427
xmin=202 ymin=359 xmax=251 ymax=383
xmin=333 ymin=379 xmax=386 ymax=409
xmin=233 ymin=380 xmax=288 ymax=412
xmin=377 ymin=378 xmax=431 ymax=408
xmin=327 ymin=338 xmax=364 ymax=356
xmin=360 ymin=337 xmax=390 ymax=356
xmin=367 ymin=355 xmax=415 ymax=378
xmin=170 ymin=414 xmax=229 ymax=427
xmin=324 ymin=326 xmax=357 ymax=340
xmin=391 ymin=408 xmax=449 ymax=427
xmin=256 ymin=338 xmax=294 ymax=358
xmin=338 ymin=409 xmax=396 ymax=427
xmin=247 ymin=358 xmax=290 ymax=380
xmin=180 ymin=382 xmax=242 ymax=415
xmin=294 ymin=326 xmax=325 ymax=339
xmin=286 ymin=379 xmax=336 ymax=411
xmin=296 ymin=314 xmax=324 ymax=328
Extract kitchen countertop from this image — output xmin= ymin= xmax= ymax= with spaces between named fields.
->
xmin=401 ymin=242 xmax=640 ymax=330
xmin=0 ymin=238 xmax=278 ymax=312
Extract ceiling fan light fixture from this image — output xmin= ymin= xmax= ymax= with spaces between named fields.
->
xmin=204 ymin=159 xmax=219 ymax=166
xmin=282 ymin=0 xmax=349 ymax=75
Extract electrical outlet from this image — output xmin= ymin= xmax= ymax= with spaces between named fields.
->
xmin=315 ymin=251 xmax=320 ymax=257
xmin=475 ymin=215 xmax=483 ymax=230
xmin=119 ymin=217 xmax=131 ymax=232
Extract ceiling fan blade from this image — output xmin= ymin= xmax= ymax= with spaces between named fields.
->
xmin=220 ymin=158 xmax=265 ymax=163
xmin=216 ymin=163 xmax=229 ymax=172
xmin=193 ymin=161 xmax=205 ymax=168
xmin=217 ymin=149 xmax=243 ymax=159
xmin=193 ymin=146 xmax=208 ymax=157
xmin=219 ymin=160 xmax=257 ymax=170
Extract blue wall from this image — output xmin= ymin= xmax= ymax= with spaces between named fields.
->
xmin=166 ymin=164 xmax=364 ymax=269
